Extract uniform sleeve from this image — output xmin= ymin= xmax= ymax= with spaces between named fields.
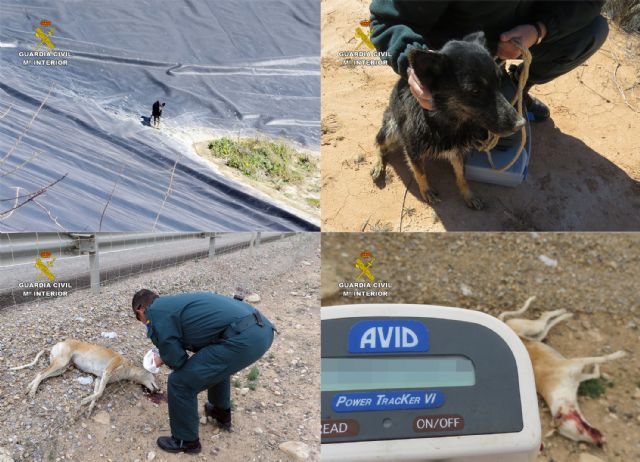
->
xmin=148 ymin=310 xmax=188 ymax=370
xmin=370 ymin=0 xmax=448 ymax=77
xmin=532 ymin=1 xmax=605 ymax=41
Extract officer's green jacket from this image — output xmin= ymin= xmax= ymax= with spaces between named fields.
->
xmin=145 ymin=292 xmax=255 ymax=370
xmin=370 ymin=0 xmax=605 ymax=77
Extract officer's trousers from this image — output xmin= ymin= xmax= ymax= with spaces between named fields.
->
xmin=166 ymin=320 xmax=274 ymax=441
xmin=527 ymin=15 xmax=609 ymax=85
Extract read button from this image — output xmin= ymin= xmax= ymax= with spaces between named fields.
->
xmin=321 ymin=419 xmax=360 ymax=438
xmin=413 ymin=414 xmax=464 ymax=433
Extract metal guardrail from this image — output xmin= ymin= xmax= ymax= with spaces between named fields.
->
xmin=0 ymin=232 xmax=208 ymax=266
xmin=0 ymin=232 xmax=277 ymax=294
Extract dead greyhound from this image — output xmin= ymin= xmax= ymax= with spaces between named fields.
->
xmin=499 ymin=296 xmax=573 ymax=341
xmin=10 ymin=339 xmax=159 ymax=413
xmin=499 ymin=298 xmax=626 ymax=445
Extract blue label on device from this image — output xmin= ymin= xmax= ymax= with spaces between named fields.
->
xmin=332 ymin=390 xmax=444 ymax=412
xmin=348 ymin=320 xmax=429 ymax=353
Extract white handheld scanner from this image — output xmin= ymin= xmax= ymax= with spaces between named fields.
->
xmin=321 ymin=304 xmax=541 ymax=462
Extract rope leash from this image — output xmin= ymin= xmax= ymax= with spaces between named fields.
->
xmin=477 ymin=38 xmax=531 ymax=172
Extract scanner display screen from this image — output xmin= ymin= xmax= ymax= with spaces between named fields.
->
xmin=322 ymin=356 xmax=475 ymax=392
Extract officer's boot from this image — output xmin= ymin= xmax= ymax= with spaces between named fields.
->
xmin=157 ymin=436 xmax=201 ymax=454
xmin=204 ymin=401 xmax=232 ymax=431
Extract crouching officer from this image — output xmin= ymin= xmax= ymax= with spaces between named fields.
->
xmin=132 ymin=289 xmax=276 ymax=454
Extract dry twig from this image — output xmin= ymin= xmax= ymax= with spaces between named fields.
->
xmin=99 ymin=165 xmax=125 ymax=231
xmin=0 ymin=173 xmax=68 ymax=218
xmin=0 ymin=84 xmax=54 ymax=168
xmin=152 ymin=155 xmax=182 ymax=231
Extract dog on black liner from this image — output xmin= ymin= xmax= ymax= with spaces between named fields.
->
xmin=371 ymin=31 xmax=525 ymax=209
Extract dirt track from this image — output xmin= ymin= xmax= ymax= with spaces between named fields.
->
xmin=321 ymin=232 xmax=640 ymax=462
xmin=321 ymin=0 xmax=640 ymax=231
xmin=0 ymin=234 xmax=320 ymax=462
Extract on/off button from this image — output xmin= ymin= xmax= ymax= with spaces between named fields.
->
xmin=413 ymin=414 xmax=465 ymax=433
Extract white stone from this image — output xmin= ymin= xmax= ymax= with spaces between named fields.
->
xmin=578 ymin=454 xmax=606 ymax=462
xmin=147 ymin=451 xmax=156 ymax=461
xmin=92 ymin=411 xmax=110 ymax=425
xmin=459 ymin=283 xmax=473 ymax=296
xmin=279 ymin=441 xmax=310 ymax=460
xmin=77 ymin=376 xmax=93 ymax=385
xmin=538 ymin=255 xmax=558 ymax=267
xmin=101 ymin=331 xmax=118 ymax=339
xmin=245 ymin=294 xmax=261 ymax=303
xmin=0 ymin=446 xmax=14 ymax=462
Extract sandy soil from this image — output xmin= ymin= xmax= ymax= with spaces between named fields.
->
xmin=321 ymin=232 xmax=640 ymax=462
xmin=0 ymin=234 xmax=320 ymax=462
xmin=320 ymin=0 xmax=640 ymax=231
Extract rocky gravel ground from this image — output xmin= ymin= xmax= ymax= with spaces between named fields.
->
xmin=321 ymin=232 xmax=640 ymax=462
xmin=0 ymin=233 xmax=320 ymax=462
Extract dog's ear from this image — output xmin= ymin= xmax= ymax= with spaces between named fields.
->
xmin=462 ymin=31 xmax=487 ymax=48
xmin=408 ymin=48 xmax=448 ymax=85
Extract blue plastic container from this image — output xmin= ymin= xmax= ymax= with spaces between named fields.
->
xmin=464 ymin=75 xmax=533 ymax=188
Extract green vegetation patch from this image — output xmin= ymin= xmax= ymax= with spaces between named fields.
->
xmin=578 ymin=377 xmax=614 ymax=398
xmin=305 ymin=197 xmax=320 ymax=208
xmin=207 ymin=137 xmax=315 ymax=185
xmin=247 ymin=366 xmax=260 ymax=382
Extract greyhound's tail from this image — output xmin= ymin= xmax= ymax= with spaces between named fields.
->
xmin=498 ymin=296 xmax=537 ymax=321
xmin=9 ymin=349 xmax=45 ymax=370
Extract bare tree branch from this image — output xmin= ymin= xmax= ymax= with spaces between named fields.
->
xmin=0 ymin=173 xmax=68 ymax=217
xmin=33 ymin=199 xmax=66 ymax=230
xmin=0 ymin=84 xmax=55 ymax=168
xmin=0 ymin=104 xmax=12 ymax=121
xmin=99 ymin=165 xmax=125 ymax=231
xmin=0 ymin=187 xmax=21 ymax=220
xmin=152 ymin=155 xmax=182 ymax=231
xmin=0 ymin=150 xmax=45 ymax=178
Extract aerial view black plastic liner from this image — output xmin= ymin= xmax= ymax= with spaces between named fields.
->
xmin=0 ymin=0 xmax=319 ymax=231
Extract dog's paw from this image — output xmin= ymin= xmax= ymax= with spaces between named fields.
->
xmin=421 ymin=189 xmax=441 ymax=205
xmin=370 ymin=162 xmax=385 ymax=181
xmin=465 ymin=195 xmax=485 ymax=210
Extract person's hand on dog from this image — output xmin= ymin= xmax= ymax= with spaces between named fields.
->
xmin=498 ymin=23 xmax=546 ymax=59
xmin=153 ymin=352 xmax=164 ymax=367
xmin=407 ymin=66 xmax=434 ymax=110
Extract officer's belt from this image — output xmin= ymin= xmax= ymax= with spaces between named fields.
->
xmin=213 ymin=309 xmax=264 ymax=343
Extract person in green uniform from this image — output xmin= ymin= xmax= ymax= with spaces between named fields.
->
xmin=132 ymin=289 xmax=276 ymax=454
xmin=369 ymin=0 xmax=608 ymax=121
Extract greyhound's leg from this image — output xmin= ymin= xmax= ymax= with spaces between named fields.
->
xmin=539 ymin=309 xmax=568 ymax=321
xmin=578 ymin=364 xmax=601 ymax=383
xmin=566 ymin=351 xmax=626 ymax=377
xmin=533 ymin=313 xmax=573 ymax=341
xmin=80 ymin=361 xmax=119 ymax=411
xmin=86 ymin=378 xmax=103 ymax=414
xmin=27 ymin=357 xmax=70 ymax=398
xmin=498 ymin=296 xmax=537 ymax=321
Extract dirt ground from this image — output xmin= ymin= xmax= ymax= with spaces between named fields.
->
xmin=321 ymin=232 xmax=640 ymax=462
xmin=320 ymin=0 xmax=640 ymax=231
xmin=0 ymin=234 xmax=320 ymax=462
